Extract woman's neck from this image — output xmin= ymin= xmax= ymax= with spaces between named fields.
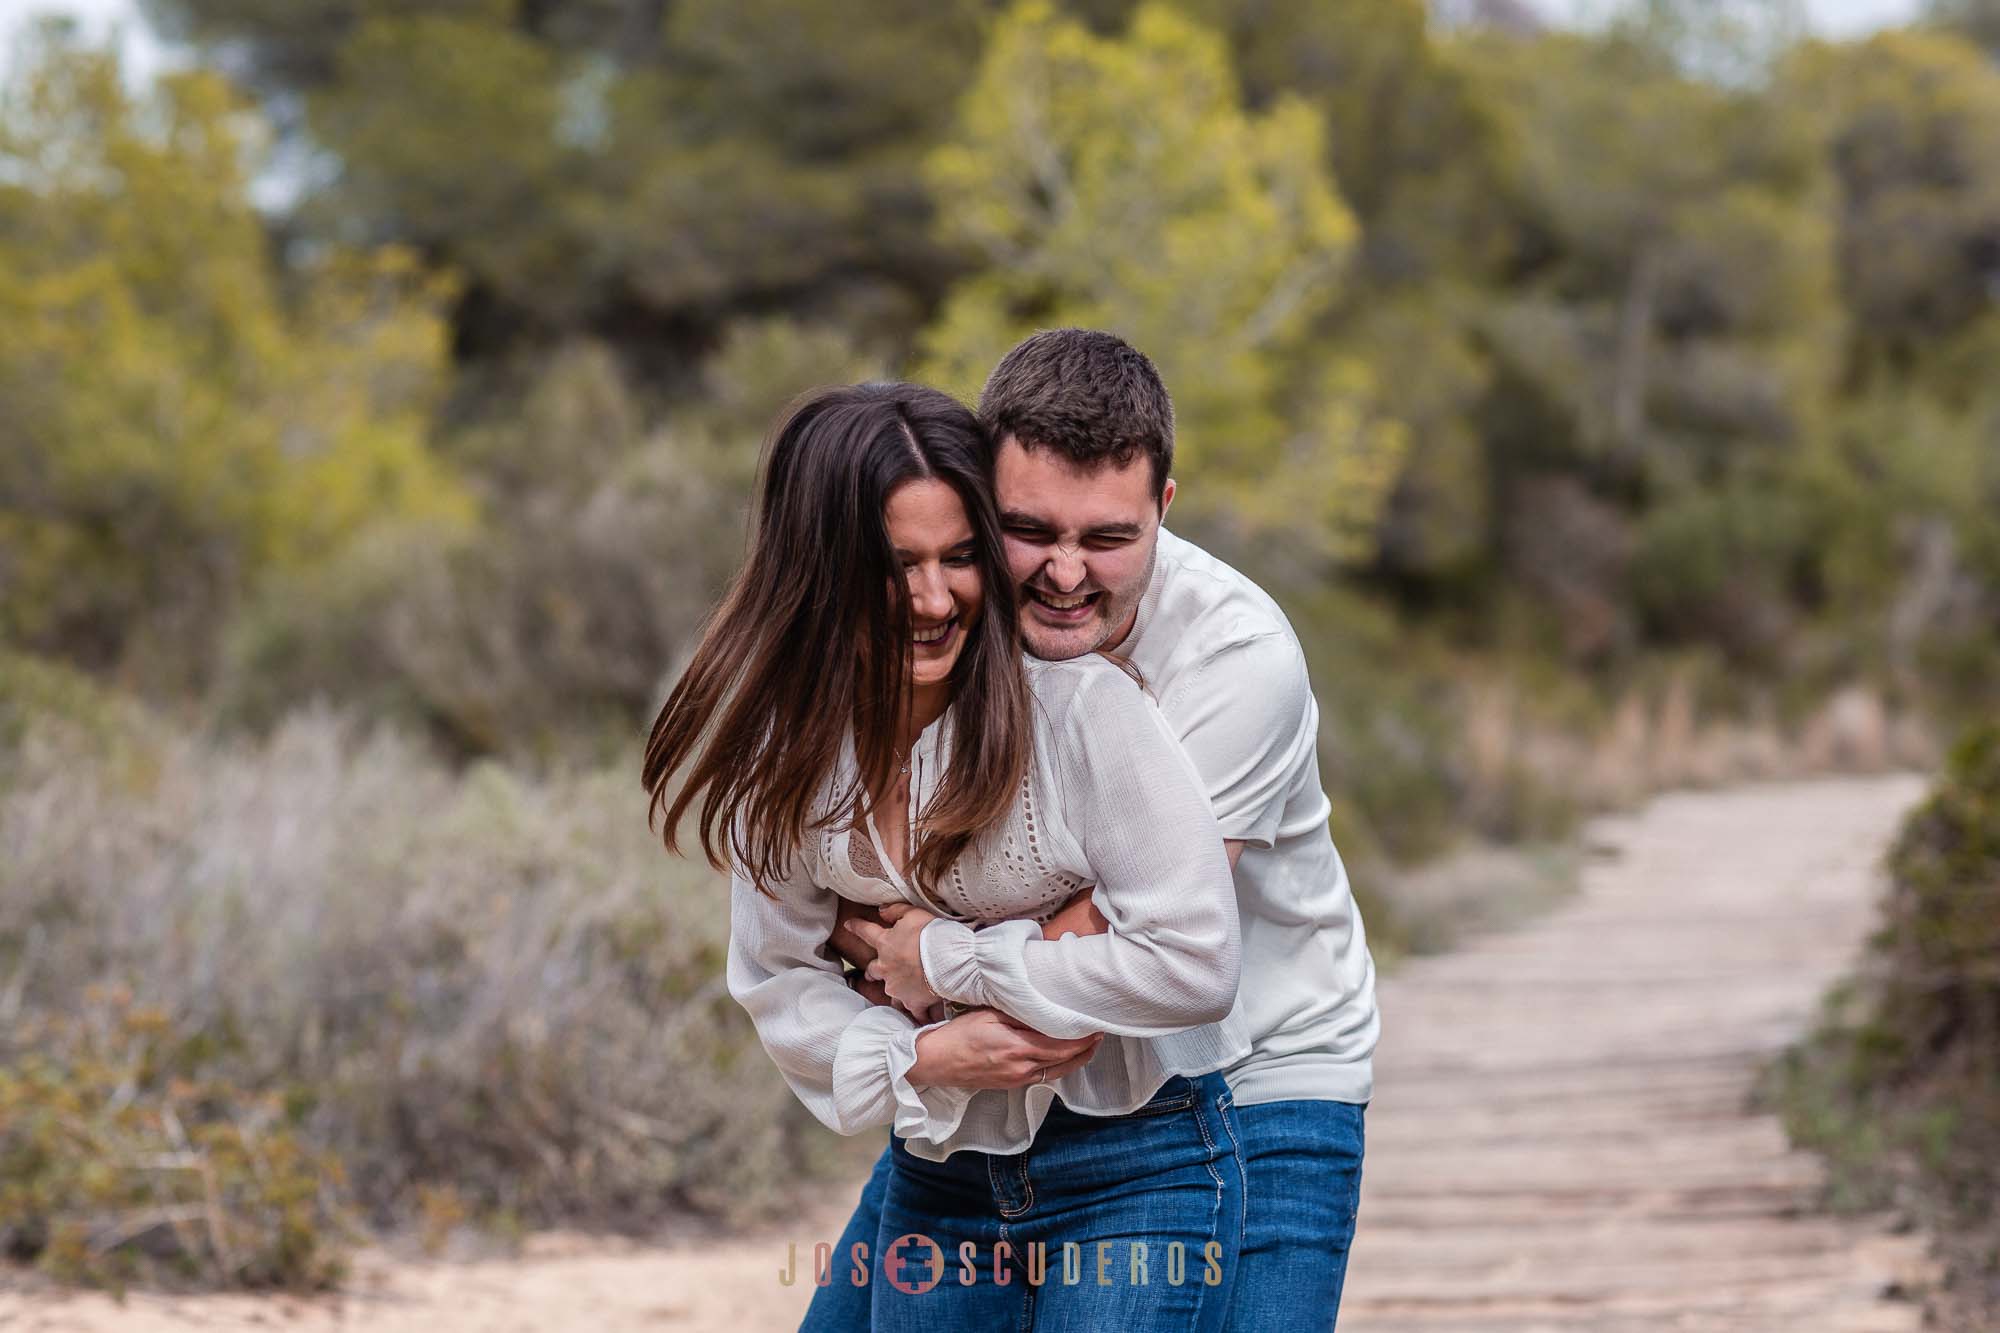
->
xmin=900 ymin=679 xmax=951 ymax=751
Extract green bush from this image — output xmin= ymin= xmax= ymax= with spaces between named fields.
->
xmin=0 ymin=989 xmax=351 ymax=1291
xmin=1861 ymin=724 xmax=2000 ymax=1117
xmin=1772 ymin=722 xmax=2000 ymax=1320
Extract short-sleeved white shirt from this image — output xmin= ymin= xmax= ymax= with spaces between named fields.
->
xmin=1121 ymin=527 xmax=1379 ymax=1106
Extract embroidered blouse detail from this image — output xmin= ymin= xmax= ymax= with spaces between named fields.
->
xmin=724 ymin=654 xmax=1249 ymax=1161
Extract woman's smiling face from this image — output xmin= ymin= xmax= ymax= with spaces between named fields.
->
xmin=885 ymin=477 xmax=984 ymax=691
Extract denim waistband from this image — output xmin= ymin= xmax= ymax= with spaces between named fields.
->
xmin=1043 ymin=1070 xmax=1228 ymax=1126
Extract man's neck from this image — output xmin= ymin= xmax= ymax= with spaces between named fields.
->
xmin=1103 ymin=604 xmax=1141 ymax=655
xmin=1104 ymin=527 xmax=1167 ymax=654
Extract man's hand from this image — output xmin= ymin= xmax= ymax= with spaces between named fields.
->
xmin=830 ymin=897 xmax=885 ymax=970
xmin=908 ymin=1008 xmax=1103 ymax=1089
xmin=1041 ymin=885 xmax=1110 ymax=940
xmin=847 ymin=902 xmax=944 ymax=1016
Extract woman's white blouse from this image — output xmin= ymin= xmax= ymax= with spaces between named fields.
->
xmin=724 ymin=653 xmax=1250 ymax=1161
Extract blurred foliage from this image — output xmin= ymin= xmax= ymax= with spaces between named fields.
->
xmin=1928 ymin=0 xmax=2000 ymax=59
xmin=215 ymin=320 xmax=880 ymax=760
xmin=142 ymin=0 xmax=986 ymax=358
xmin=1782 ymin=31 xmax=2000 ymax=395
xmin=0 ymin=990 xmax=351 ymax=1292
xmin=79 ymin=0 xmax=1993 ymax=736
xmin=0 ymin=26 xmax=469 ymax=694
xmin=918 ymin=1 xmax=1407 ymax=571
xmin=1772 ymin=723 xmax=2000 ymax=1325
xmin=0 ymin=683 xmax=846 ymax=1242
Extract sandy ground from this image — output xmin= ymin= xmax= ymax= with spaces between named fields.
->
xmin=0 ymin=774 xmax=1943 ymax=1332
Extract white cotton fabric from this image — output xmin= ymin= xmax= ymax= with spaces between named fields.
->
xmin=725 ymin=652 xmax=1251 ymax=1161
xmin=1119 ymin=527 xmax=1379 ymax=1107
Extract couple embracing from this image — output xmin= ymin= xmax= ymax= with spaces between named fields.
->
xmin=644 ymin=329 xmax=1379 ymax=1330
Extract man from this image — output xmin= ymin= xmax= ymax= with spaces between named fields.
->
xmin=813 ymin=328 xmax=1379 ymax=1329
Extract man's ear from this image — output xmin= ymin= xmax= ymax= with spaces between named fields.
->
xmin=1158 ymin=477 xmax=1176 ymax=521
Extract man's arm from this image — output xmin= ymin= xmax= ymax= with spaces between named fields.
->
xmin=829 ymin=839 xmax=1247 ymax=1001
xmin=1160 ymin=634 xmax=1317 ymax=851
xmin=1039 ymin=841 xmax=1245 ymax=939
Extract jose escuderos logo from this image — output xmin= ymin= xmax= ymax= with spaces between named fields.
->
xmin=779 ymin=1234 xmax=1226 ymax=1290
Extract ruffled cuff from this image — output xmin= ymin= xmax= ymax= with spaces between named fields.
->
xmin=920 ymin=917 xmax=1043 ymax=1007
xmin=919 ymin=918 xmax=983 ymax=1004
xmin=831 ymin=1004 xmax=977 ymax=1144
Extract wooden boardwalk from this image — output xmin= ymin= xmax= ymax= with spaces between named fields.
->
xmin=1339 ymin=773 xmax=1938 ymax=1333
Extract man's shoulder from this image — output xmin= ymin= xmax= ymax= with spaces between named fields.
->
xmin=1144 ymin=529 xmax=1301 ymax=664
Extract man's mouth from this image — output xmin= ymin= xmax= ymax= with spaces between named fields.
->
xmin=1025 ymin=587 xmax=1101 ymax=623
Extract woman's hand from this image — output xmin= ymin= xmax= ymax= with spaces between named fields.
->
xmin=847 ymin=901 xmax=943 ymax=1016
xmin=908 ymin=1008 xmax=1103 ymax=1089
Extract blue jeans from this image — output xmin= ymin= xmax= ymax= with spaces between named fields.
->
xmin=1221 ymin=1098 xmax=1366 ymax=1330
xmin=802 ymin=1071 xmax=1243 ymax=1331
xmin=802 ymin=1090 xmax=1366 ymax=1331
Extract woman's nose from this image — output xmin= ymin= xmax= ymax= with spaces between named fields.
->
xmin=907 ymin=565 xmax=953 ymax=621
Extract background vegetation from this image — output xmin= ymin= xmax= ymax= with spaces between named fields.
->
xmin=1 ymin=0 xmax=1995 ymax=1290
xmin=1769 ymin=722 xmax=2000 ymax=1327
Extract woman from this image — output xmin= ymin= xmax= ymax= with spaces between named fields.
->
xmin=643 ymin=382 xmax=1249 ymax=1330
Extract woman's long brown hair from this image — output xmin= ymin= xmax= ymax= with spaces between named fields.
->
xmin=642 ymin=382 xmax=1033 ymax=898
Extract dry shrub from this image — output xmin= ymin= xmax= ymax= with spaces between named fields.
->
xmin=0 ymin=988 xmax=350 ymax=1291
xmin=0 ymin=688 xmax=846 ymax=1272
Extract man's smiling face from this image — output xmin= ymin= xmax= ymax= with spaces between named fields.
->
xmin=992 ymin=434 xmax=1174 ymax=661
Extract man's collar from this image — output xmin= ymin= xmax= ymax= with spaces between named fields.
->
xmin=1115 ymin=525 xmax=1174 ymax=656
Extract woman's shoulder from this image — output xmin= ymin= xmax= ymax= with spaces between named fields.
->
xmin=1022 ymin=652 xmax=1151 ymax=726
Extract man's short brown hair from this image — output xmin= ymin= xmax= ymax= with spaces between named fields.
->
xmin=977 ymin=329 xmax=1174 ymax=499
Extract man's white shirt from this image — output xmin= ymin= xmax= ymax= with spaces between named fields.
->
xmin=1119 ymin=526 xmax=1378 ymax=1105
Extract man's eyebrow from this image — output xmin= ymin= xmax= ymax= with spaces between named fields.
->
xmin=998 ymin=511 xmax=1142 ymax=540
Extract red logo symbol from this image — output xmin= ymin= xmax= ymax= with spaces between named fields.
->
xmin=884 ymin=1233 xmax=944 ymax=1294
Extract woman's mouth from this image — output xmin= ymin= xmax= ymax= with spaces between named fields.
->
xmin=913 ymin=618 xmax=960 ymax=649
xmin=1026 ymin=587 xmax=1100 ymax=625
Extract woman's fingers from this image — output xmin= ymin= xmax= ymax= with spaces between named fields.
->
xmin=1037 ymin=1046 xmax=1099 ymax=1082
xmin=1005 ymin=1042 xmax=1100 ymax=1088
xmin=1012 ymin=1028 xmax=1102 ymax=1066
xmin=991 ymin=1010 xmax=1099 ymax=1048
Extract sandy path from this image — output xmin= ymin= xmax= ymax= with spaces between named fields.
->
xmin=0 ymin=775 xmax=1940 ymax=1331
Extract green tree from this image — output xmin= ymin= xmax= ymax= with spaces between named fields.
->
xmin=1158 ymin=2 xmax=1521 ymax=584
xmin=1780 ymin=31 xmax=2000 ymax=400
xmin=1175 ymin=0 xmax=1518 ymax=286
xmin=0 ymin=26 xmax=468 ymax=689
xmin=1928 ymin=0 xmax=2000 ymax=54
xmin=146 ymin=0 xmax=989 ymax=355
xmin=1446 ymin=28 xmax=1843 ymax=661
xmin=918 ymin=0 xmax=1406 ymax=569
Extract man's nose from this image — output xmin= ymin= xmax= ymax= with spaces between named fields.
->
xmin=1044 ymin=547 xmax=1086 ymax=592
xmin=908 ymin=565 xmax=954 ymax=621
